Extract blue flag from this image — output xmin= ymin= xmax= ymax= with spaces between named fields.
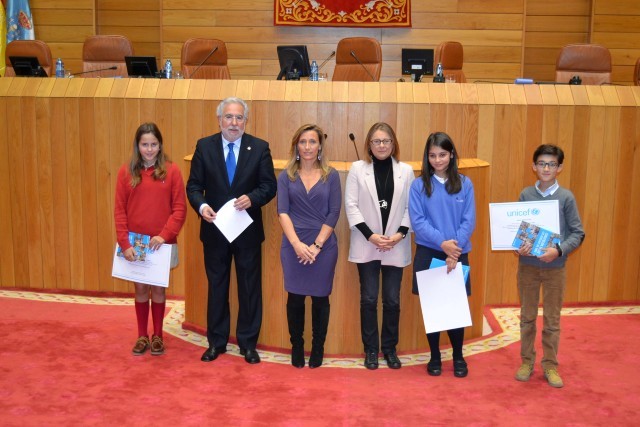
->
xmin=6 ymin=0 xmax=34 ymax=43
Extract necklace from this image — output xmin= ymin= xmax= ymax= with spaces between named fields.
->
xmin=374 ymin=163 xmax=392 ymax=210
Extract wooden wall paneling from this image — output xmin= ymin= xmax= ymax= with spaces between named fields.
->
xmin=460 ymin=85 xmax=479 ymax=158
xmin=91 ymin=80 xmax=114 ymax=292
xmin=6 ymin=81 xmax=30 ymax=287
xmin=31 ymin=0 xmax=95 ymax=74
xmin=608 ymin=104 xmax=636 ymax=300
xmin=63 ymin=80 xmax=85 ymax=291
xmin=46 ymin=83 xmax=71 ymax=289
xmin=444 ymin=85 xmax=465 ymax=153
xmin=77 ymin=80 xmax=100 ymax=292
xmin=166 ymin=83 xmax=190 ymax=297
xmin=21 ymin=82 xmax=45 ymax=288
xmin=591 ymin=90 xmax=621 ymax=301
xmin=0 ymin=82 xmax=15 ymax=286
xmin=576 ymin=104 xmax=606 ymax=302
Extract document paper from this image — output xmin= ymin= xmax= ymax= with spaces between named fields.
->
xmin=213 ymin=198 xmax=254 ymax=243
xmin=416 ymin=263 xmax=472 ymax=334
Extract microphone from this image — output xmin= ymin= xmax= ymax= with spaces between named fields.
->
xmin=318 ymin=51 xmax=336 ymax=71
xmin=190 ymin=46 xmax=219 ymax=78
xmin=348 ymin=133 xmax=360 ymax=160
xmin=72 ymin=66 xmax=118 ymax=76
xmin=349 ymin=50 xmax=376 ymax=81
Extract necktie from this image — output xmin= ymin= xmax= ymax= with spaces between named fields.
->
xmin=226 ymin=142 xmax=236 ymax=184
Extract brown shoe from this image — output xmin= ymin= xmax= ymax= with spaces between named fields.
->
xmin=132 ymin=336 xmax=150 ymax=355
xmin=150 ymin=335 xmax=165 ymax=356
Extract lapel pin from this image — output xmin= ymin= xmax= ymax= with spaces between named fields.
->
xmin=247 ymin=146 xmax=251 ymax=151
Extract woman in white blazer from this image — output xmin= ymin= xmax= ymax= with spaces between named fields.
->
xmin=345 ymin=122 xmax=414 ymax=370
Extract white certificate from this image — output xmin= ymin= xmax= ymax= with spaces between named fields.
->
xmin=213 ymin=198 xmax=253 ymax=243
xmin=489 ymin=200 xmax=560 ymax=250
xmin=416 ymin=263 xmax=472 ymax=334
xmin=111 ymin=243 xmax=171 ymax=287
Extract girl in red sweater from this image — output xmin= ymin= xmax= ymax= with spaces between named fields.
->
xmin=114 ymin=123 xmax=187 ymax=356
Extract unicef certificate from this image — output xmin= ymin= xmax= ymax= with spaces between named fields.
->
xmin=488 ymin=200 xmax=560 ymax=250
xmin=111 ymin=233 xmax=171 ymax=287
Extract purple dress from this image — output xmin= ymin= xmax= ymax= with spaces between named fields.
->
xmin=277 ymin=169 xmax=341 ymax=297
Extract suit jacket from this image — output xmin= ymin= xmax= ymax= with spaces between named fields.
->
xmin=344 ymin=158 xmax=414 ymax=267
xmin=186 ymin=132 xmax=277 ymax=248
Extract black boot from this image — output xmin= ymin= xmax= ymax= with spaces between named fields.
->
xmin=287 ymin=303 xmax=305 ymax=368
xmin=309 ymin=302 xmax=330 ymax=369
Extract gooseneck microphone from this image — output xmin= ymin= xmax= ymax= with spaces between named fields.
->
xmin=318 ymin=51 xmax=336 ymax=71
xmin=349 ymin=50 xmax=376 ymax=82
xmin=72 ymin=66 xmax=118 ymax=76
xmin=348 ymin=133 xmax=361 ymax=160
xmin=190 ymin=46 xmax=219 ymax=78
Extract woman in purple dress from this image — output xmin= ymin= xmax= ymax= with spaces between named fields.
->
xmin=277 ymin=124 xmax=341 ymax=369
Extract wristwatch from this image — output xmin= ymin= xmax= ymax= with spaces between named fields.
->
xmin=555 ymin=243 xmax=563 ymax=257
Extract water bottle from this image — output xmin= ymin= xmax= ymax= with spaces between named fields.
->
xmin=310 ymin=60 xmax=318 ymax=81
xmin=165 ymin=59 xmax=172 ymax=79
xmin=55 ymin=58 xmax=65 ymax=78
xmin=436 ymin=62 xmax=443 ymax=77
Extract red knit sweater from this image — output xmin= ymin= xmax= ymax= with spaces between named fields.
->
xmin=114 ymin=161 xmax=187 ymax=251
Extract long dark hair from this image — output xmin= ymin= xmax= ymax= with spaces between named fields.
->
xmin=420 ymin=132 xmax=462 ymax=197
xmin=129 ymin=122 xmax=170 ymax=187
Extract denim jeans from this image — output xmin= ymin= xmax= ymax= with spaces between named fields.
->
xmin=517 ymin=263 xmax=566 ymax=369
xmin=357 ymin=261 xmax=403 ymax=354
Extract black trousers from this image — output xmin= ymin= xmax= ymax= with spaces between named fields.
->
xmin=203 ymin=242 xmax=262 ymax=350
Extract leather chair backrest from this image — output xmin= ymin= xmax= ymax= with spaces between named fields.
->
xmin=333 ymin=37 xmax=382 ymax=82
xmin=434 ymin=41 xmax=466 ymax=83
xmin=181 ymin=38 xmax=230 ymax=79
xmin=555 ymin=43 xmax=611 ymax=85
xmin=82 ymin=35 xmax=134 ymax=78
xmin=635 ymin=57 xmax=640 ymax=86
xmin=4 ymin=40 xmax=53 ymax=77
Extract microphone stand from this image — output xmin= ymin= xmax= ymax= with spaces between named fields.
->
xmin=190 ymin=46 xmax=219 ymax=78
xmin=348 ymin=133 xmax=361 ymax=160
xmin=350 ymin=50 xmax=376 ymax=82
xmin=318 ymin=51 xmax=336 ymax=72
xmin=72 ymin=66 xmax=118 ymax=76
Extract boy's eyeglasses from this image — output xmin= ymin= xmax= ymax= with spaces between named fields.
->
xmin=535 ymin=161 xmax=559 ymax=169
xmin=370 ymin=139 xmax=393 ymax=146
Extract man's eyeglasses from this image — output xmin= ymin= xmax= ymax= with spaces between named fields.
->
xmin=222 ymin=114 xmax=246 ymax=123
xmin=535 ymin=161 xmax=559 ymax=169
xmin=370 ymin=139 xmax=393 ymax=146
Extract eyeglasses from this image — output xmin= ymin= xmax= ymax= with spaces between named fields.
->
xmin=535 ymin=161 xmax=559 ymax=169
xmin=222 ymin=114 xmax=246 ymax=123
xmin=370 ymin=139 xmax=393 ymax=146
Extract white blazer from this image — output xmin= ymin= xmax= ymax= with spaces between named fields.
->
xmin=345 ymin=158 xmax=414 ymax=267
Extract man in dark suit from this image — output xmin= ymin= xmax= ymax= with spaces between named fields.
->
xmin=186 ymin=97 xmax=277 ymax=364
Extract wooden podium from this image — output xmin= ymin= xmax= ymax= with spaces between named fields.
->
xmin=182 ymin=158 xmax=490 ymax=355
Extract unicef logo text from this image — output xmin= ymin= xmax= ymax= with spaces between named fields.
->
xmin=507 ymin=208 xmax=540 ymax=217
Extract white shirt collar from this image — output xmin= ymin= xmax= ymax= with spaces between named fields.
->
xmin=535 ymin=180 xmax=559 ymax=197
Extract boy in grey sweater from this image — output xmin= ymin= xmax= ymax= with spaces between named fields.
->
xmin=514 ymin=144 xmax=585 ymax=388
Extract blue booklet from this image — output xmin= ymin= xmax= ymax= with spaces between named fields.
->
xmin=512 ymin=221 xmax=561 ymax=257
xmin=429 ymin=258 xmax=470 ymax=284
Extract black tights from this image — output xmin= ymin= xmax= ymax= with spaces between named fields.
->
xmin=287 ymin=292 xmax=329 ymax=309
xmin=426 ymin=327 xmax=465 ymax=361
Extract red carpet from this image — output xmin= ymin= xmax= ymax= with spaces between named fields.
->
xmin=1 ymin=292 xmax=639 ymax=426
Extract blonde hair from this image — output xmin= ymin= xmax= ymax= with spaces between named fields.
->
xmin=284 ymin=124 xmax=331 ymax=181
